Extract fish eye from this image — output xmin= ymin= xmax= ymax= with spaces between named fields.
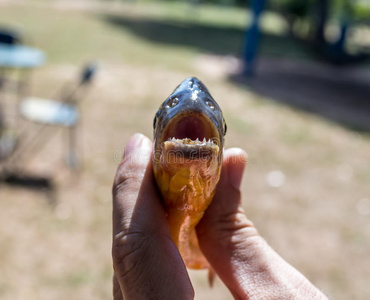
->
xmin=206 ymin=100 xmax=215 ymax=111
xmin=168 ymin=97 xmax=179 ymax=108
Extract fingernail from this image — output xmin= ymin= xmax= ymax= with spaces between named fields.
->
xmin=226 ymin=148 xmax=247 ymax=190
xmin=123 ymin=133 xmax=147 ymax=158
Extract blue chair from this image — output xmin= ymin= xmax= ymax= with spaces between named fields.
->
xmin=19 ymin=63 xmax=97 ymax=168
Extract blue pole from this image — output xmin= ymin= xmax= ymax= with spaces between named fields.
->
xmin=243 ymin=0 xmax=267 ymax=76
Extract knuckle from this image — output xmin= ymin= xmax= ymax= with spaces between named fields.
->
xmin=200 ymin=208 xmax=258 ymax=249
xmin=217 ymin=210 xmax=256 ymax=235
xmin=112 ymin=231 xmax=147 ymax=263
xmin=112 ymin=158 xmax=147 ymax=196
xmin=112 ymin=231 xmax=150 ymax=280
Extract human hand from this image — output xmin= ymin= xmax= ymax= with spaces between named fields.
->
xmin=112 ymin=133 xmax=327 ymax=299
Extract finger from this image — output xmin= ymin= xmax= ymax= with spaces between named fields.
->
xmin=197 ymin=148 xmax=257 ymax=296
xmin=197 ymin=147 xmax=256 ymax=243
xmin=197 ymin=147 xmax=258 ymax=298
xmin=112 ymin=133 xmax=194 ymax=300
xmin=112 ymin=133 xmax=164 ymax=237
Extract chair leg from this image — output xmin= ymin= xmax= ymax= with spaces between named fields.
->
xmin=66 ymin=125 xmax=78 ymax=169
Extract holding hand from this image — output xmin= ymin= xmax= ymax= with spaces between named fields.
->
xmin=112 ymin=133 xmax=327 ymax=299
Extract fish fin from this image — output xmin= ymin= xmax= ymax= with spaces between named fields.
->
xmin=208 ymin=268 xmax=216 ymax=287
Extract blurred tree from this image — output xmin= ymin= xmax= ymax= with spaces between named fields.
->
xmin=243 ymin=0 xmax=369 ymax=74
xmin=308 ymin=0 xmax=368 ymax=64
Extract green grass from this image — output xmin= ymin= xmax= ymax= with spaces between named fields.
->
xmin=0 ymin=0 xmax=315 ymax=69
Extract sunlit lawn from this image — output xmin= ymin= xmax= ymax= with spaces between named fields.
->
xmin=0 ymin=1 xmax=370 ymax=299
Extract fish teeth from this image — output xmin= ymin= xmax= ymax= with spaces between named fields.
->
xmin=167 ymin=136 xmax=218 ymax=146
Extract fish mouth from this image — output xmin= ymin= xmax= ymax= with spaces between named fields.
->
xmin=159 ymin=113 xmax=221 ymax=159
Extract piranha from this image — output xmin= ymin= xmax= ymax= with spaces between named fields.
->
xmin=153 ymin=77 xmax=226 ymax=273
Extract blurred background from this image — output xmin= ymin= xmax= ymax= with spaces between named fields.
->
xmin=0 ymin=0 xmax=369 ymax=299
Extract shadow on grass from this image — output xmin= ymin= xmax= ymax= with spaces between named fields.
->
xmin=0 ymin=172 xmax=57 ymax=205
xmin=102 ymin=14 xmax=244 ymax=55
xmin=101 ymin=14 xmax=310 ymax=58
xmin=230 ymin=57 xmax=370 ymax=132
xmin=102 ymin=14 xmax=370 ymax=132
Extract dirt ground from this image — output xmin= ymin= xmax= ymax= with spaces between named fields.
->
xmin=0 ymin=57 xmax=369 ymax=299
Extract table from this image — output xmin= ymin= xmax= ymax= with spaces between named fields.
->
xmin=0 ymin=43 xmax=45 ymax=68
xmin=0 ymin=43 xmax=46 ymax=134
xmin=0 ymin=43 xmax=45 ymax=97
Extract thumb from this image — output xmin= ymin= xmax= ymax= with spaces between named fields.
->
xmin=112 ymin=133 xmax=194 ymax=300
xmin=197 ymin=147 xmax=256 ymax=246
xmin=196 ymin=148 xmax=258 ymax=298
